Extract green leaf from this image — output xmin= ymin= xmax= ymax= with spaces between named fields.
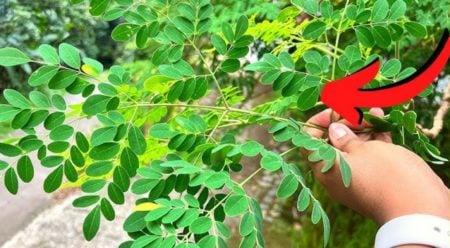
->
xmin=112 ymin=23 xmax=140 ymax=41
xmin=0 ymin=47 xmax=30 ymax=66
xmin=174 ymin=16 xmax=195 ymax=34
xmin=404 ymin=111 xmax=417 ymax=133
xmin=28 ymin=66 xmax=59 ymax=87
xmin=70 ymin=146 xmax=85 ymax=167
xmin=241 ymin=141 xmax=263 ymax=157
xmin=278 ymin=52 xmax=294 ymax=70
xmin=82 ymin=179 xmax=107 ymax=193
xmin=355 ymin=27 xmax=375 ymax=47
xmin=162 ymin=208 xmax=185 ymax=224
xmin=381 ymin=59 xmax=401 ymax=77
xmin=339 ymin=154 xmax=352 ymax=187
xmin=260 ymin=151 xmax=283 ymax=171
xmin=149 ymin=123 xmax=176 ymax=139
xmin=4 ymin=168 xmax=19 ymax=194
xmin=113 ymin=166 xmax=130 ymax=191
xmin=83 ymin=95 xmax=112 ymax=116
xmin=297 ymin=188 xmax=311 ymax=211
xmin=211 ymin=34 xmax=227 ymax=55
xmin=38 ymin=44 xmax=60 ymax=65
xmin=101 ymin=198 xmax=116 ymax=221
xmin=405 ymin=22 xmax=427 ymax=38
xmin=276 ymin=174 xmax=299 ymax=199
xmin=311 ymin=200 xmax=322 ymax=224
xmin=221 ymin=59 xmax=240 ymax=73
xmin=29 ymin=91 xmax=50 ymax=108
xmin=64 ymin=161 xmax=78 ymax=182
xmin=144 ymin=206 xmax=171 ymax=221
xmin=129 ymin=125 xmax=147 ymax=155
xmin=239 ymin=212 xmax=255 ymax=236
xmin=198 ymin=235 xmax=217 ymax=248
xmin=123 ymin=211 xmax=147 ymax=232
xmin=389 ymin=0 xmax=406 ymax=19
xmin=176 ymin=209 xmax=200 ymax=228
xmin=372 ymin=26 xmax=391 ymax=48
xmin=189 ymin=216 xmax=212 ymax=234
xmin=43 ymin=165 xmax=63 ymax=193
xmin=49 ymin=125 xmax=74 ymax=141
xmin=52 ymin=94 xmax=67 ymax=111
xmin=222 ymin=23 xmax=235 ymax=43
xmin=48 ymin=70 xmax=78 ymax=89
xmin=90 ymin=142 xmax=120 ymax=160
xmin=165 ymin=25 xmax=185 ymax=44
xmin=297 ymin=87 xmax=320 ymax=111
xmin=17 ymin=156 xmax=34 ymax=183
xmin=0 ymin=143 xmax=22 ymax=157
xmin=73 ymin=195 xmax=101 ymax=208
xmin=91 ymin=126 xmax=117 ymax=146
xmin=0 ymin=160 xmax=7 ymax=171
xmin=108 ymin=182 xmax=125 ymax=204
xmin=303 ymin=21 xmax=326 ymax=40
xmin=235 ymin=16 xmax=249 ymax=39
xmin=224 ymin=195 xmax=248 ymax=216
xmin=3 ymin=89 xmax=31 ymax=109
xmin=11 ymin=109 xmax=32 ymax=129
xmin=89 ymin=0 xmax=109 ymax=16
xmin=131 ymin=235 xmax=159 ymax=248
xmin=371 ymin=0 xmax=389 ymax=21
xmin=86 ymin=161 xmax=113 ymax=177
xmin=0 ymin=105 xmax=20 ymax=122
xmin=44 ymin=112 xmax=65 ymax=130
xmin=59 ymin=43 xmax=81 ymax=69
xmin=83 ymin=206 xmax=101 ymax=241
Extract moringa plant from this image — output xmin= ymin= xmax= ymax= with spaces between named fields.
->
xmin=0 ymin=0 xmax=447 ymax=247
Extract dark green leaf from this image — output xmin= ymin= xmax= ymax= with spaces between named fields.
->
xmin=73 ymin=195 xmax=101 ymax=208
xmin=43 ymin=165 xmax=64 ymax=193
xmin=0 ymin=143 xmax=22 ymax=157
xmin=17 ymin=156 xmax=34 ymax=183
xmin=297 ymin=87 xmax=320 ymax=111
xmin=83 ymin=206 xmax=101 ymax=241
xmin=101 ymin=198 xmax=116 ymax=221
xmin=405 ymin=22 xmax=427 ymax=38
xmin=221 ymin=59 xmax=240 ymax=73
xmin=4 ymin=168 xmax=19 ymax=194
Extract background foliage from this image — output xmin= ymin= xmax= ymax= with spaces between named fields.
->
xmin=0 ymin=0 xmax=448 ymax=247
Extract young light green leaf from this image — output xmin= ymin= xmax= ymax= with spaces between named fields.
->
xmin=0 ymin=47 xmax=30 ymax=66
xmin=38 ymin=44 xmax=60 ymax=65
xmin=3 ymin=89 xmax=31 ymax=109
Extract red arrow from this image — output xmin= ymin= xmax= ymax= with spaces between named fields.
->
xmin=321 ymin=29 xmax=450 ymax=125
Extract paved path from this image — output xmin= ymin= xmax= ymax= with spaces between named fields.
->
xmin=1 ymin=193 xmax=133 ymax=248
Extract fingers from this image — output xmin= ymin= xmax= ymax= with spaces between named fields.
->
xmin=329 ymin=122 xmax=364 ymax=152
xmin=305 ymin=109 xmax=340 ymax=138
xmin=339 ymin=108 xmax=385 ymax=129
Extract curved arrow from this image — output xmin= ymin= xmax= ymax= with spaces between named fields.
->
xmin=321 ymin=29 xmax=450 ymax=125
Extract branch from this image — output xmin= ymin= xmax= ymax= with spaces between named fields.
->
xmin=418 ymin=79 xmax=450 ymax=138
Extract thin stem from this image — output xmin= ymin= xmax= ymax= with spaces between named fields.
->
xmin=187 ymin=39 xmax=231 ymax=109
xmin=120 ymin=103 xmax=327 ymax=131
xmin=331 ymin=0 xmax=350 ymax=80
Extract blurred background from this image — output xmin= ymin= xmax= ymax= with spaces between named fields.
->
xmin=0 ymin=0 xmax=449 ymax=247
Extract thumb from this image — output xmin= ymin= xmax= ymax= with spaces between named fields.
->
xmin=328 ymin=123 xmax=363 ymax=152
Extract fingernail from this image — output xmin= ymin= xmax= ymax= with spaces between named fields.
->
xmin=330 ymin=123 xmax=347 ymax=139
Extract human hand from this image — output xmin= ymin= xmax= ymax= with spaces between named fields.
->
xmin=303 ymin=108 xmax=450 ymax=225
